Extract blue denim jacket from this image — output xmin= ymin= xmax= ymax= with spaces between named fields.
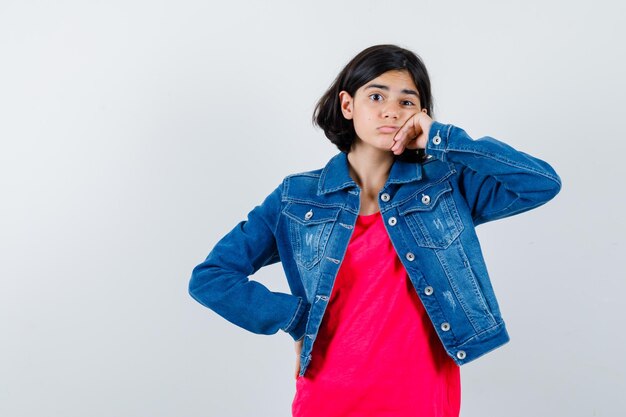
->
xmin=189 ymin=121 xmax=561 ymax=377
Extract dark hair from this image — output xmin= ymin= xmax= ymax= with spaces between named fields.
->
xmin=313 ymin=44 xmax=434 ymax=162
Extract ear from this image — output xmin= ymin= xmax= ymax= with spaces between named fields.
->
xmin=338 ymin=90 xmax=354 ymax=120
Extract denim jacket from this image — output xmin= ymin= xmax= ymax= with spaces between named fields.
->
xmin=189 ymin=121 xmax=561 ymax=377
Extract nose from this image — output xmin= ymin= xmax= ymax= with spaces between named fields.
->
xmin=382 ymin=103 xmax=400 ymax=119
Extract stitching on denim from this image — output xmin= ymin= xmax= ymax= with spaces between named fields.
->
xmin=301 ymin=272 xmax=333 ymax=361
xmin=318 ymin=157 xmax=331 ymax=193
xmin=456 ymin=321 xmax=506 ymax=348
xmin=445 ymin=145 xmax=561 ymax=184
xmin=407 ymin=193 xmax=463 ymax=249
xmin=282 ymin=176 xmax=290 ymax=202
xmin=322 ymin=181 xmax=358 ymax=194
xmin=476 ymin=193 xmax=520 ymax=221
xmin=288 ymin=217 xmax=334 ymax=270
xmin=283 ymin=209 xmax=339 ymax=225
xmin=389 ymin=170 xmax=456 ymax=209
xmin=284 ymin=297 xmax=303 ymax=332
xmin=317 ymin=155 xmax=356 ymax=194
xmin=282 ymin=198 xmax=344 ymax=209
xmin=457 ymin=245 xmax=496 ymax=326
xmin=273 ymin=182 xmax=285 ymax=235
xmin=285 ymin=172 xmax=321 ymax=179
xmin=385 ymin=163 xmax=422 ymax=185
xmin=434 ymin=245 xmax=484 ymax=334
xmin=398 ymin=181 xmax=452 ymax=216
xmin=445 ymin=124 xmax=452 ymax=144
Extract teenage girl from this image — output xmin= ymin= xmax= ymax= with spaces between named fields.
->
xmin=189 ymin=44 xmax=561 ymax=417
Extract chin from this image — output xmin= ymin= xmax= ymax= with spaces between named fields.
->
xmin=353 ymin=134 xmax=394 ymax=151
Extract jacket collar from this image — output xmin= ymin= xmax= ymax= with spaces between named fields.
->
xmin=318 ymin=152 xmax=423 ymax=195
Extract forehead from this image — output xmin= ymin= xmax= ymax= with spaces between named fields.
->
xmin=360 ymin=70 xmax=417 ymax=92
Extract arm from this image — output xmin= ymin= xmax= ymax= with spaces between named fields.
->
xmin=188 ymin=183 xmax=310 ymax=341
xmin=425 ymin=121 xmax=562 ymax=225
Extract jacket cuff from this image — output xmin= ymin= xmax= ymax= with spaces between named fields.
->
xmin=425 ymin=121 xmax=452 ymax=161
xmin=284 ymin=297 xmax=311 ymax=341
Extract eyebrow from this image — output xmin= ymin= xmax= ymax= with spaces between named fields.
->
xmin=364 ymin=83 xmax=420 ymax=97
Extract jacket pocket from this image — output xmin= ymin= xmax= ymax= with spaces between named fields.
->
xmin=399 ymin=180 xmax=464 ymax=249
xmin=283 ymin=202 xmax=341 ymax=269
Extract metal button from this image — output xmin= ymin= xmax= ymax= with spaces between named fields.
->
xmin=405 ymin=252 xmax=415 ymax=261
xmin=304 ymin=209 xmax=313 ymax=220
xmin=388 ymin=217 xmax=397 ymax=226
xmin=424 ymin=286 xmax=434 ymax=295
xmin=433 ymin=135 xmax=442 ymax=145
xmin=441 ymin=322 xmax=451 ymax=331
xmin=380 ymin=193 xmax=390 ymax=202
xmin=421 ymin=194 xmax=431 ymax=205
xmin=456 ymin=350 xmax=466 ymax=360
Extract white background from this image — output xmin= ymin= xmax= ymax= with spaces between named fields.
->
xmin=1 ymin=0 xmax=624 ymax=416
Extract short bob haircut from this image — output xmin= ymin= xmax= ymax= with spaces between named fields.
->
xmin=313 ymin=44 xmax=433 ymax=162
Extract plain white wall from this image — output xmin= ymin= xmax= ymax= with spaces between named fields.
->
xmin=1 ymin=0 xmax=624 ymax=416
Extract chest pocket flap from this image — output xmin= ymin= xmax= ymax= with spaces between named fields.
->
xmin=283 ymin=202 xmax=341 ymax=269
xmin=399 ymin=180 xmax=464 ymax=249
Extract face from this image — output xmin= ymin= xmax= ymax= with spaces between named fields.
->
xmin=339 ymin=69 xmax=424 ymax=153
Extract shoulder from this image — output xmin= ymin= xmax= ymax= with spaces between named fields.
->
xmin=277 ymin=154 xmax=340 ymax=200
xmin=280 ymin=167 xmax=324 ymax=201
xmin=284 ymin=167 xmax=324 ymax=180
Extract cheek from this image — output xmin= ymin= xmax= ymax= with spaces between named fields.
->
xmin=351 ymin=118 xmax=370 ymax=139
xmin=404 ymin=109 xmax=420 ymax=121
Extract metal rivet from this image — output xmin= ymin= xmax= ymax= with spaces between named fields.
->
xmin=441 ymin=322 xmax=451 ymax=331
xmin=424 ymin=286 xmax=434 ymax=295
xmin=433 ymin=135 xmax=442 ymax=145
xmin=387 ymin=217 xmax=397 ymax=226
xmin=406 ymin=252 xmax=415 ymax=261
xmin=456 ymin=350 xmax=466 ymax=360
xmin=304 ymin=209 xmax=313 ymax=220
xmin=421 ymin=194 xmax=431 ymax=205
xmin=380 ymin=193 xmax=390 ymax=202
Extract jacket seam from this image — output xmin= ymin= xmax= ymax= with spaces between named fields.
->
xmin=456 ymin=321 xmax=506 ymax=348
xmin=283 ymin=296 xmax=303 ymax=332
xmin=446 ymin=146 xmax=562 ymax=185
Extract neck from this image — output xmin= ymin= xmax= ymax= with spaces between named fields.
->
xmin=346 ymin=142 xmax=394 ymax=194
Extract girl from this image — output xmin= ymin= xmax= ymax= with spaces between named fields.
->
xmin=189 ymin=44 xmax=561 ymax=417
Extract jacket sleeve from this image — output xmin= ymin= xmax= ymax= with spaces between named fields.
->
xmin=424 ymin=121 xmax=562 ymax=226
xmin=188 ymin=182 xmax=310 ymax=341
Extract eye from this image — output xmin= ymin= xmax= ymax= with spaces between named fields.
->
xmin=369 ymin=93 xmax=384 ymax=102
xmin=401 ymin=100 xmax=415 ymax=106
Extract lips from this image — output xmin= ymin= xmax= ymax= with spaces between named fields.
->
xmin=377 ymin=125 xmax=400 ymax=134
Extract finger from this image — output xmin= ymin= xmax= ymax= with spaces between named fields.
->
xmin=295 ymin=359 xmax=300 ymax=379
xmin=391 ymin=125 xmax=410 ymax=153
xmin=392 ymin=124 xmax=416 ymax=154
xmin=391 ymin=140 xmax=404 ymax=155
xmin=404 ymin=136 xmax=419 ymax=150
xmin=395 ymin=111 xmax=431 ymax=153
xmin=397 ymin=123 xmax=414 ymax=145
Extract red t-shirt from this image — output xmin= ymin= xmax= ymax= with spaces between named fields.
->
xmin=292 ymin=211 xmax=461 ymax=417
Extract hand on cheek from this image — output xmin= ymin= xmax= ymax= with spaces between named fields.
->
xmin=391 ymin=110 xmax=433 ymax=155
